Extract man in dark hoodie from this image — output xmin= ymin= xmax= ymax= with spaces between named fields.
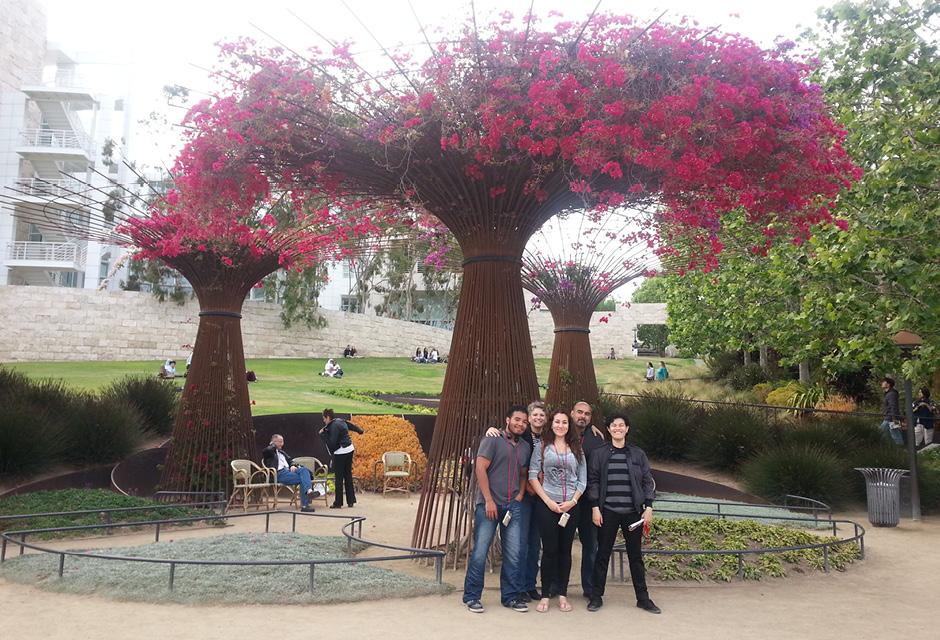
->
xmin=571 ymin=401 xmax=606 ymax=599
xmin=880 ymin=377 xmax=903 ymax=445
xmin=320 ymin=408 xmax=364 ymax=508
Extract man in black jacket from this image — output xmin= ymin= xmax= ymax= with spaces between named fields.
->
xmin=261 ymin=434 xmax=318 ymax=512
xmin=880 ymin=377 xmax=904 ymax=445
xmin=572 ymin=401 xmax=606 ymax=599
xmin=320 ymin=409 xmax=364 ymax=508
xmin=586 ymin=412 xmax=659 ymax=614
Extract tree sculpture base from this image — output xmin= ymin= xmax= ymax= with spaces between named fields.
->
xmin=545 ymin=324 xmax=599 ymax=409
xmin=412 ymin=255 xmax=540 ymax=558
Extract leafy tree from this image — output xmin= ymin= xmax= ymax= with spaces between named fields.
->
xmin=630 ymin=277 xmax=669 ymax=303
xmin=637 ymin=324 xmax=670 ymax=356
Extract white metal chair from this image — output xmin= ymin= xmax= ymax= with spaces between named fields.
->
xmin=373 ymin=451 xmax=417 ymax=495
xmin=293 ymin=456 xmax=332 ymax=507
xmin=226 ymin=459 xmax=274 ymax=512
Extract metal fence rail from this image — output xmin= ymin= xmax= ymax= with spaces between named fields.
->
xmin=0 ymin=509 xmax=445 ymax=593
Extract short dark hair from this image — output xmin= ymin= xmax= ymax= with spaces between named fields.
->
xmin=605 ymin=412 xmax=630 ymax=428
xmin=505 ymin=404 xmax=528 ymax=420
xmin=883 ymin=377 xmax=896 ymax=388
xmin=323 ymin=408 xmax=335 ymax=419
xmin=921 ymin=387 xmax=931 ymax=400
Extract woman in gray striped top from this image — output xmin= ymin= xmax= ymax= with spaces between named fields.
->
xmin=528 ymin=408 xmax=587 ymax=613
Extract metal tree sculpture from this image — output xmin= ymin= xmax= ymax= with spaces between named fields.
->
xmin=197 ymin=8 xmax=858 ymax=551
xmin=522 ymin=215 xmax=651 ymax=407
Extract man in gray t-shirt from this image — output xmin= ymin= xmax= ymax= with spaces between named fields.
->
xmin=463 ymin=405 xmax=531 ymax=613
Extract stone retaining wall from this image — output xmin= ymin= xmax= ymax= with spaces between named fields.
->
xmin=0 ymin=286 xmax=667 ymax=361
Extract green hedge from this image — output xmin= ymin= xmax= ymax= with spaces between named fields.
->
xmin=691 ymin=406 xmax=769 ymax=471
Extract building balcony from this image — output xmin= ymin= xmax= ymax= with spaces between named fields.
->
xmin=5 ymin=241 xmax=87 ymax=270
xmin=9 ymin=178 xmax=93 ymax=206
xmin=19 ymin=128 xmax=91 ymax=152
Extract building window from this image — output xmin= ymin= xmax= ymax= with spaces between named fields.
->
xmin=342 ymin=261 xmax=352 ymax=278
xmin=28 ymin=224 xmax=43 ymax=242
xmin=340 ymin=295 xmax=360 ymax=313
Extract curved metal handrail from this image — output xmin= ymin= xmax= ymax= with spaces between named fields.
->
xmin=0 ymin=510 xmax=445 ymax=593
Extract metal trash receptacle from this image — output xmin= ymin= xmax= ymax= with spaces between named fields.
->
xmin=855 ymin=468 xmax=907 ymax=527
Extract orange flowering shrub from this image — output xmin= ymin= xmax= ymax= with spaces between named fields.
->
xmin=349 ymin=415 xmax=427 ymax=491
xmin=815 ymin=394 xmax=858 ymax=416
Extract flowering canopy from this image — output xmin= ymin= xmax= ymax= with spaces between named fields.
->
xmin=206 ymin=11 xmax=858 ymax=265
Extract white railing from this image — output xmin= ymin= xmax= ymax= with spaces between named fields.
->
xmin=6 ymin=241 xmax=86 ymax=267
xmin=11 ymin=178 xmax=91 ymax=203
xmin=20 ymin=128 xmax=91 ymax=152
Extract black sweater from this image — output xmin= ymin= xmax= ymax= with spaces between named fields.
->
xmin=321 ymin=418 xmax=364 ymax=454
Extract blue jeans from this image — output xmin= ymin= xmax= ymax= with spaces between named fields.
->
xmin=277 ymin=467 xmax=312 ymax=506
xmin=578 ymin=504 xmax=598 ymax=596
xmin=880 ymin=420 xmax=904 ymax=445
xmin=463 ymin=500 xmax=525 ymax=605
xmin=519 ymin=494 xmax=541 ymax=593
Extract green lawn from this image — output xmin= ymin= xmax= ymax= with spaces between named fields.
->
xmin=3 ymin=356 xmax=704 ymax=414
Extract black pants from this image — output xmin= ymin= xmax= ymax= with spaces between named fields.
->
xmin=534 ymin=500 xmax=580 ymax=597
xmin=577 ymin=499 xmax=598 ymax=596
xmin=592 ymin=508 xmax=649 ymax=601
xmin=332 ymin=452 xmax=356 ymax=506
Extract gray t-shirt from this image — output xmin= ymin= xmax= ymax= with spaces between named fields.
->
xmin=475 ymin=434 xmax=532 ymax=506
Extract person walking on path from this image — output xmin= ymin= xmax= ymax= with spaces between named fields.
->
xmin=913 ymin=387 xmax=937 ymax=447
xmin=320 ymin=408 xmax=364 ymax=508
xmin=880 ymin=377 xmax=904 ymax=445
xmin=571 ymin=401 xmax=606 ymax=599
xmin=655 ymin=361 xmax=669 ymax=382
xmin=586 ymin=412 xmax=660 ymax=614
xmin=463 ymin=405 xmax=532 ymax=614
xmin=528 ymin=408 xmax=586 ymax=613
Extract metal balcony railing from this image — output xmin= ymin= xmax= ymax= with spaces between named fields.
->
xmin=11 ymin=178 xmax=92 ymax=204
xmin=6 ymin=241 xmax=86 ymax=267
xmin=19 ymin=128 xmax=91 ymax=152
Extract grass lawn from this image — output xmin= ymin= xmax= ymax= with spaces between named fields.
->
xmin=3 ymin=356 xmax=704 ymax=414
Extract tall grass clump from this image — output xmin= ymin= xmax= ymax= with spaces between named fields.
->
xmin=691 ymin=406 xmax=770 ymax=471
xmin=104 ymin=376 xmax=178 ymax=435
xmin=61 ymin=394 xmax=145 ymax=464
xmin=0 ymin=404 xmax=64 ymax=476
xmin=742 ymin=445 xmax=848 ymax=506
xmin=626 ymin=389 xmax=702 ymax=460
xmin=725 ymin=363 xmax=768 ymax=391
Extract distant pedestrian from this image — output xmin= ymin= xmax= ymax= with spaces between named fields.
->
xmin=607 ymin=348 xmax=616 ymax=360
xmin=645 ymin=362 xmax=655 ymax=383
xmin=913 ymin=387 xmax=936 ymax=447
xmin=880 ymin=377 xmax=903 ymax=445
xmin=655 ymin=361 xmax=668 ymax=382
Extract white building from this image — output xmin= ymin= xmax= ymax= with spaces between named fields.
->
xmin=0 ymin=2 xmax=133 ymax=290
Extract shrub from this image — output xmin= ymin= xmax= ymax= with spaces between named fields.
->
xmin=0 ymin=403 xmax=64 ymax=477
xmin=690 ymin=407 xmax=770 ymax=471
xmin=62 ymin=394 xmax=145 ymax=464
xmin=349 ymin=415 xmax=428 ymax=491
xmin=626 ymin=390 xmax=702 ymax=460
xmin=765 ymin=383 xmax=804 ymax=407
xmin=814 ymin=394 xmax=858 ymax=414
xmin=780 ymin=416 xmax=883 ymax=455
xmin=751 ymin=383 xmax=773 ymax=403
xmin=742 ymin=445 xmax=849 ymax=506
xmin=918 ymin=456 xmax=940 ymax=514
xmin=726 ymin=363 xmax=768 ymax=391
xmin=104 ymin=376 xmax=179 ymax=435
xmin=705 ymin=352 xmax=739 ymax=380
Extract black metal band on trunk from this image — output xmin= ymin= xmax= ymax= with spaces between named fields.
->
xmin=553 ymin=326 xmax=591 ymax=334
xmin=462 ymin=255 xmax=522 ymax=266
xmin=199 ymin=311 xmax=243 ymax=319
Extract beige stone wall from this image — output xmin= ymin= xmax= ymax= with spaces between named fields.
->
xmin=0 ymin=286 xmax=667 ymax=362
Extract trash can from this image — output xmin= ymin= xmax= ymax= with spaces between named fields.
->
xmin=855 ymin=468 xmax=908 ymax=527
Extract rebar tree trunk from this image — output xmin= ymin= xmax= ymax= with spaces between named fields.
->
xmin=411 ymin=245 xmax=540 ymax=552
xmin=158 ymin=252 xmax=279 ymax=495
xmin=544 ymin=306 xmax=598 ymax=408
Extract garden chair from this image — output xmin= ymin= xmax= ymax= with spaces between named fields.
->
xmin=226 ymin=459 xmax=274 ymax=512
xmin=292 ymin=456 xmax=332 ymax=507
xmin=373 ymin=451 xmax=417 ymax=495
xmin=261 ymin=462 xmax=299 ymax=510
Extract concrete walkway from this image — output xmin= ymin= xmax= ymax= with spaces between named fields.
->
xmin=0 ymin=494 xmax=937 ymax=640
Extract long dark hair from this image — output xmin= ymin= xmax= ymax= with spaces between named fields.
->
xmin=543 ymin=408 xmax=583 ymax=462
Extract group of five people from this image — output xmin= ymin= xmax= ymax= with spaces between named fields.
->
xmin=464 ymin=400 xmax=659 ymax=615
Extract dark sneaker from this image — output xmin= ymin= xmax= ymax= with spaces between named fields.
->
xmin=526 ymin=589 xmax=541 ymax=601
xmin=637 ymin=599 xmax=661 ymax=614
xmin=518 ymin=591 xmax=531 ymax=603
xmin=466 ymin=600 xmax=484 ymax=613
xmin=307 ymin=490 xmax=322 ymax=499
xmin=329 ymin=504 xmax=343 ymax=509
xmin=300 ymin=505 xmax=316 ymax=513
xmin=503 ymin=599 xmax=528 ymax=613
xmin=587 ymin=597 xmax=603 ymax=612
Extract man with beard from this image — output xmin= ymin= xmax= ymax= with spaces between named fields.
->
xmin=571 ymin=401 xmax=606 ymax=599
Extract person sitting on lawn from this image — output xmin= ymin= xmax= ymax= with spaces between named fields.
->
xmin=158 ymin=359 xmax=177 ymax=379
xmin=413 ymin=347 xmax=425 ymax=363
xmin=343 ymin=344 xmax=353 ymax=358
xmin=429 ymin=348 xmax=440 ymax=363
xmin=261 ymin=434 xmax=319 ymax=512
xmin=322 ymin=358 xmax=343 ymax=378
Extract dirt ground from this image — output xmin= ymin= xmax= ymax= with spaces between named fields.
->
xmin=1 ymin=492 xmax=937 ymax=640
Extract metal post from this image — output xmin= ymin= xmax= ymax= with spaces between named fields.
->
xmin=902 ymin=376 xmax=922 ymax=520
xmin=265 ymin=513 xmax=270 ymax=533
xmin=1 ymin=537 xmax=6 ymax=562
xmin=737 ymin=554 xmax=744 ymax=579
xmin=19 ymin=534 xmax=25 ymax=555
xmin=292 ymin=513 xmax=297 ymax=533
xmin=155 ymin=523 xmax=161 ymax=542
xmin=858 ymin=525 xmax=865 ymax=559
xmin=58 ymin=554 xmax=65 ymax=577
xmin=823 ymin=545 xmax=830 ymax=573
xmin=168 ymin=562 xmax=176 ymax=590
xmin=717 ymin=503 xmax=722 ymax=519
xmin=309 ymin=564 xmax=316 ymax=593
xmin=435 ymin=556 xmax=443 ymax=583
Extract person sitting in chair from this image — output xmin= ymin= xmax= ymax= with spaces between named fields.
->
xmin=261 ymin=434 xmax=319 ymax=512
